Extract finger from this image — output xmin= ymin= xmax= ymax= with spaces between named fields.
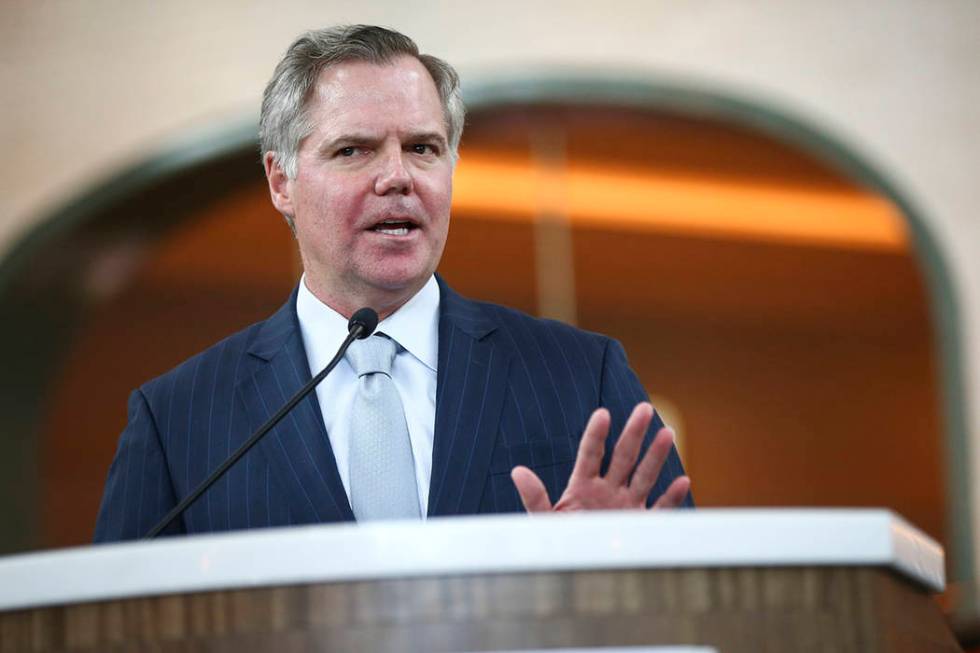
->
xmin=628 ymin=425 xmax=675 ymax=502
xmin=605 ymin=402 xmax=654 ymax=487
xmin=511 ymin=466 xmax=553 ymax=512
xmin=652 ymin=475 xmax=691 ymax=510
xmin=568 ymin=408 xmax=611 ymax=483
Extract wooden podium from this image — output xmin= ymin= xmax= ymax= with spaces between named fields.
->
xmin=0 ymin=510 xmax=960 ymax=652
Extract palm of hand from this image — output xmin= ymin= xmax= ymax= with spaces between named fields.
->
xmin=552 ymin=477 xmax=645 ymax=512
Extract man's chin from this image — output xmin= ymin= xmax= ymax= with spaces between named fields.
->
xmin=360 ymin=268 xmax=431 ymax=299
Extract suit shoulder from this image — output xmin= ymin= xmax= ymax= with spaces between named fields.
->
xmin=474 ymin=299 xmax=612 ymax=355
xmin=137 ymin=317 xmax=268 ymax=401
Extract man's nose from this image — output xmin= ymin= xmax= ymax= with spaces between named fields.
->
xmin=374 ymin=151 xmax=413 ymax=195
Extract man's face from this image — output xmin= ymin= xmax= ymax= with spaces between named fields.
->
xmin=266 ymin=56 xmax=453 ymax=315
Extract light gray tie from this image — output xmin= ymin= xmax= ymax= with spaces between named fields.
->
xmin=346 ymin=334 xmax=421 ymax=521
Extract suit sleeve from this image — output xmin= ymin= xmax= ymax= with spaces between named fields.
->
xmin=94 ymin=389 xmax=183 ymax=542
xmin=598 ymin=338 xmax=694 ymax=508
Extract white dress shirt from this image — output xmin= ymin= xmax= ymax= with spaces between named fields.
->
xmin=296 ymin=275 xmax=439 ymax=518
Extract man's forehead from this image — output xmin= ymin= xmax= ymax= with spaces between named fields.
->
xmin=313 ymin=56 xmax=435 ymax=101
xmin=305 ymin=57 xmax=447 ymax=136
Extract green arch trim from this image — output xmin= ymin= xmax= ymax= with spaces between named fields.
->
xmin=0 ymin=122 xmax=259 ymax=295
xmin=0 ymin=74 xmax=971 ymax=583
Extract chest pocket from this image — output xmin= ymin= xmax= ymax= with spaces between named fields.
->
xmin=489 ymin=438 xmax=578 ymax=475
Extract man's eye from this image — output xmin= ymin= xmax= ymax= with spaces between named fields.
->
xmin=338 ymin=146 xmax=357 ymax=157
xmin=410 ymin=144 xmax=436 ymax=155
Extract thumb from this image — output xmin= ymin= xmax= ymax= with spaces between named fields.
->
xmin=511 ymin=466 xmax=553 ymax=512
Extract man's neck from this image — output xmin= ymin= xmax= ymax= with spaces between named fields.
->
xmin=302 ymin=276 xmax=428 ymax=321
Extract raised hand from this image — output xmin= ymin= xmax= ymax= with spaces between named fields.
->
xmin=510 ymin=402 xmax=691 ymax=513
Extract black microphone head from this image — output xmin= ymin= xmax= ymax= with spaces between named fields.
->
xmin=348 ymin=307 xmax=379 ymax=339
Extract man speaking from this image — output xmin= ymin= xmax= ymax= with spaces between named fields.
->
xmin=94 ymin=25 xmax=692 ymax=541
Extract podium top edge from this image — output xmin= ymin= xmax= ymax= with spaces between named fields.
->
xmin=0 ymin=508 xmax=944 ymax=611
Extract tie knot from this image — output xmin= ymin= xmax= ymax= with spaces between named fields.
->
xmin=346 ymin=334 xmax=397 ymax=377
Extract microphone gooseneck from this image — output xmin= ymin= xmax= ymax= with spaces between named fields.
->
xmin=144 ymin=306 xmax=380 ymax=539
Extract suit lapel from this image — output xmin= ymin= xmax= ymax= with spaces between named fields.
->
xmin=236 ymin=291 xmax=354 ymax=524
xmin=428 ymin=279 xmax=512 ymax=517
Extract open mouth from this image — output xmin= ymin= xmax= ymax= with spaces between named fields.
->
xmin=371 ymin=219 xmax=418 ymax=236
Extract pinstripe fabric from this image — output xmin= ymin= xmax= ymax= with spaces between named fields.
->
xmin=94 ymin=277 xmax=691 ymax=542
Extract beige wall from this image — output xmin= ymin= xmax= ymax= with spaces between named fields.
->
xmin=3 ymin=0 xmax=979 ymax=564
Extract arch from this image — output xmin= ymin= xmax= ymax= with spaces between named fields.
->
xmin=465 ymin=75 xmax=973 ymax=583
xmin=0 ymin=74 xmax=969 ymax=582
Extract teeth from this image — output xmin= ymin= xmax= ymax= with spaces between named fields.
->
xmin=373 ymin=219 xmax=413 ymax=235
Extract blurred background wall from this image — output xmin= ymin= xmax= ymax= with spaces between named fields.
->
xmin=0 ymin=0 xmax=977 ymax=601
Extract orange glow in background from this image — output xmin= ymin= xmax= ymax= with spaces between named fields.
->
xmin=452 ymin=154 xmax=907 ymax=252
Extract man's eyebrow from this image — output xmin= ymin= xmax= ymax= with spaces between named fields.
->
xmin=406 ymin=131 xmax=449 ymax=146
xmin=318 ymin=133 xmax=381 ymax=152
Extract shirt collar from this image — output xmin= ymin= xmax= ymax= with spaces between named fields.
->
xmin=376 ymin=275 xmax=439 ymax=372
xmin=296 ymin=275 xmax=439 ymax=373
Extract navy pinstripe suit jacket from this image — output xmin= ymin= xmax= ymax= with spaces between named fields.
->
xmin=94 ymin=278 xmax=691 ymax=541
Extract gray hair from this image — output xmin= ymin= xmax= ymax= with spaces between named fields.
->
xmin=260 ymin=25 xmax=465 ymax=182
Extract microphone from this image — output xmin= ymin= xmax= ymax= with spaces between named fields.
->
xmin=144 ymin=307 xmax=380 ymax=539
xmin=348 ymin=307 xmax=379 ymax=340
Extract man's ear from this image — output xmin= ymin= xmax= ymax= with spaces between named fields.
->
xmin=263 ymin=152 xmax=294 ymax=217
